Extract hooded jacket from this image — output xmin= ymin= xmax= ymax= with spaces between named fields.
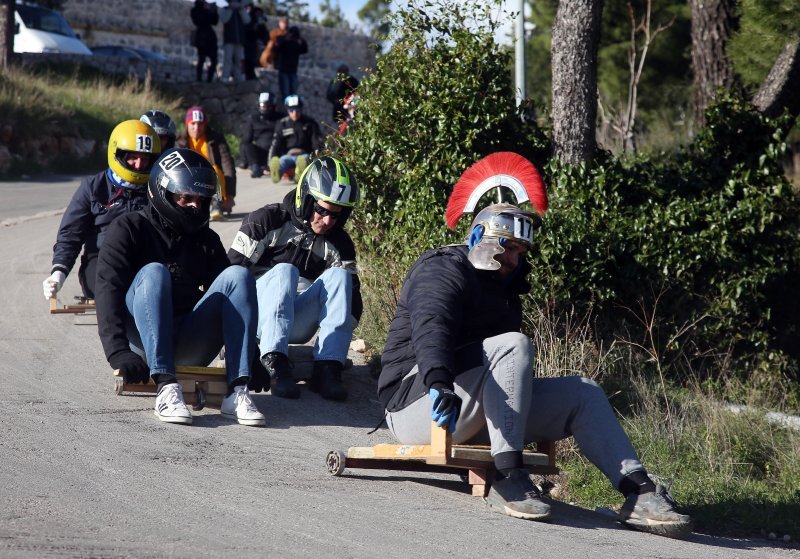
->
xmin=95 ymin=204 xmax=230 ymax=364
xmin=227 ymin=189 xmax=362 ymax=320
xmin=378 ymin=244 xmax=531 ymax=411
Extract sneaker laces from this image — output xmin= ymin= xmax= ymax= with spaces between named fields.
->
xmin=160 ymin=383 xmax=184 ymax=406
xmin=234 ymin=386 xmax=258 ymax=412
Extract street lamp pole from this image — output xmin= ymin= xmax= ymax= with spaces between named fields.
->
xmin=514 ymin=0 xmax=526 ymax=107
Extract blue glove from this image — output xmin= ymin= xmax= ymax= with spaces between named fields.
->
xmin=429 ymin=386 xmax=462 ymax=433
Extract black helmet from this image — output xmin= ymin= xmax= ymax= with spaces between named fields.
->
xmin=140 ymin=109 xmax=177 ymax=150
xmin=148 ymin=148 xmax=219 ymax=235
xmin=294 ymin=156 xmax=359 ymax=227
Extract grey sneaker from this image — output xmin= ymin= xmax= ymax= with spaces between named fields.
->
xmin=221 ymin=385 xmax=266 ymax=427
xmin=154 ymin=383 xmax=192 ymax=425
xmin=485 ymin=468 xmax=551 ymax=520
xmin=619 ymin=485 xmax=694 ymax=538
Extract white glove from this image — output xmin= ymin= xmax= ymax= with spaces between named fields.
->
xmin=42 ymin=271 xmax=66 ymax=300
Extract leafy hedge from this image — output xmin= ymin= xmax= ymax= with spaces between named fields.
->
xmin=332 ymin=0 xmax=800 ymax=383
xmin=534 ymin=98 xmax=800 ymax=380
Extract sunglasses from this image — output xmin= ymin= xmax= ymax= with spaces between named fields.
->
xmin=287 ymin=107 xmax=301 ymax=112
xmin=314 ymin=202 xmax=342 ymax=219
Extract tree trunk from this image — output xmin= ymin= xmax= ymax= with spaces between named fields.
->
xmin=752 ymin=39 xmax=800 ymax=120
xmin=0 ymin=0 xmax=15 ymax=70
xmin=551 ymin=0 xmax=603 ymax=164
xmin=690 ymin=0 xmax=738 ymax=127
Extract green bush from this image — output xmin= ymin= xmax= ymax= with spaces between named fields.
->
xmin=331 ymin=0 xmax=549 ymax=270
xmin=532 ymin=97 xmax=800 ymax=384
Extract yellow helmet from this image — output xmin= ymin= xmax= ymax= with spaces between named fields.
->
xmin=107 ymin=120 xmax=162 ymax=188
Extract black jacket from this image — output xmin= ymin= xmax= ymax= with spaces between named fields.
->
xmin=274 ymin=33 xmax=307 ymax=74
xmin=190 ymin=2 xmax=219 ymax=51
xmin=95 ymin=205 xmax=230 ymax=364
xmin=227 ymin=190 xmax=363 ymax=321
xmin=51 ymin=170 xmax=148 ymax=277
xmin=378 ymin=245 xmax=531 ymax=410
xmin=269 ymin=114 xmax=323 ymax=159
xmin=241 ymin=108 xmax=286 ymax=151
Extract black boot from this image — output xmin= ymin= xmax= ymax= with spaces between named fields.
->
xmin=309 ymin=360 xmax=347 ymax=401
xmin=262 ymin=352 xmax=300 ymax=399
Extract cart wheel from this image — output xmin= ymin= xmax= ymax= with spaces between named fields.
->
xmin=326 ymin=450 xmax=346 ymax=476
xmin=194 ymin=387 xmax=206 ymax=411
xmin=114 ymin=378 xmax=124 ymax=395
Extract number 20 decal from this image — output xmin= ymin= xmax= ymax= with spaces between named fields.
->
xmin=159 ymin=150 xmax=185 ymax=171
xmin=135 ymin=134 xmax=153 ymax=152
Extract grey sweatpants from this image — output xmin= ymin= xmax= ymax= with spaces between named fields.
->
xmin=386 ymin=332 xmax=645 ymax=488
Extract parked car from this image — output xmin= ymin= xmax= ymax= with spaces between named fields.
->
xmin=90 ymin=45 xmax=168 ymax=62
xmin=14 ymin=2 xmax=92 ymax=55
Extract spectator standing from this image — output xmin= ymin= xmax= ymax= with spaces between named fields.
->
xmin=190 ymin=0 xmax=219 ymax=83
xmin=326 ymin=64 xmax=359 ymax=123
xmin=259 ymin=16 xmax=287 ymax=69
xmin=219 ymin=0 xmax=251 ymax=82
xmin=175 ymin=107 xmax=236 ymax=220
xmin=239 ymin=92 xmax=286 ymax=178
xmin=274 ymin=25 xmax=308 ymax=101
xmin=243 ymin=4 xmax=268 ymax=80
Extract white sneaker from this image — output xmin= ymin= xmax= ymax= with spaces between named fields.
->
xmin=221 ymin=385 xmax=266 ymax=426
xmin=154 ymin=383 xmax=192 ymax=425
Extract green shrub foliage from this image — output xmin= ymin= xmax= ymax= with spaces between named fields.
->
xmin=331 ymin=0 xmax=549 ymax=268
xmin=333 ymin=0 xmax=800 ymax=382
xmin=533 ymin=97 xmax=800 ymax=380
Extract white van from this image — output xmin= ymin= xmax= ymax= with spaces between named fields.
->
xmin=14 ymin=2 xmax=92 ymax=55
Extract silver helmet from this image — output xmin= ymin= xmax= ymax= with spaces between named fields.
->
xmin=466 ymin=203 xmax=541 ymax=271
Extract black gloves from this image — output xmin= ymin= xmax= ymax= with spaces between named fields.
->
xmin=110 ymin=351 xmax=150 ymax=384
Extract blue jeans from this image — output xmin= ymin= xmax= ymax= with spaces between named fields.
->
xmin=278 ymin=72 xmax=298 ymax=101
xmin=278 ymin=154 xmax=307 ymax=176
xmin=125 ymin=263 xmax=257 ymax=384
xmin=256 ymin=263 xmax=352 ymax=364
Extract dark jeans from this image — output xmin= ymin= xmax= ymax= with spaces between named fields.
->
xmin=242 ymin=143 xmax=269 ymax=168
xmin=278 ymin=72 xmax=298 ymax=102
xmin=78 ymin=252 xmax=97 ymax=300
xmin=196 ymin=45 xmax=217 ymax=82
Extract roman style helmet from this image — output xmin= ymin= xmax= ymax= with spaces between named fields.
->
xmin=445 ymin=152 xmax=548 ymax=271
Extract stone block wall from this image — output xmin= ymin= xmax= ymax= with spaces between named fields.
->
xmin=61 ymin=0 xmax=376 ymax=83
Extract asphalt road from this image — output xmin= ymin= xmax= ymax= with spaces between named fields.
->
xmin=1 ymin=168 xmax=798 ymax=559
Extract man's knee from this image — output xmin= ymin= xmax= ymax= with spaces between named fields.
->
xmin=137 ymin=262 xmax=170 ymax=284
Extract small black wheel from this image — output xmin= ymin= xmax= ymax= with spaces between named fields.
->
xmin=193 ymin=387 xmax=206 ymax=411
xmin=114 ymin=378 xmax=124 ymax=395
xmin=326 ymin=450 xmax=346 ymax=476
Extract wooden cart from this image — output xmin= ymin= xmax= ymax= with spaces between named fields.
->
xmin=113 ymin=366 xmax=228 ymax=410
xmin=49 ymin=296 xmax=95 ymax=315
xmin=326 ymin=422 xmax=557 ymax=497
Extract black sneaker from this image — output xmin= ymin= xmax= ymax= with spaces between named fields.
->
xmin=485 ymin=468 xmax=551 ymax=520
xmin=619 ymin=485 xmax=694 ymax=538
xmin=262 ymin=352 xmax=300 ymax=399
xmin=308 ymin=360 xmax=347 ymax=401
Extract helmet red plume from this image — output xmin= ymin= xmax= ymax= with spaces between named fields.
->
xmin=445 ymin=152 xmax=548 ymax=230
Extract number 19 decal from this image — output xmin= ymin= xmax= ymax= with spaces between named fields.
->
xmin=136 ymin=134 xmax=154 ymax=152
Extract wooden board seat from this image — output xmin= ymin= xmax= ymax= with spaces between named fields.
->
xmin=113 ymin=365 xmax=227 ymax=410
xmin=327 ymin=422 xmax=557 ymax=497
xmin=49 ymin=296 xmax=96 ymax=314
